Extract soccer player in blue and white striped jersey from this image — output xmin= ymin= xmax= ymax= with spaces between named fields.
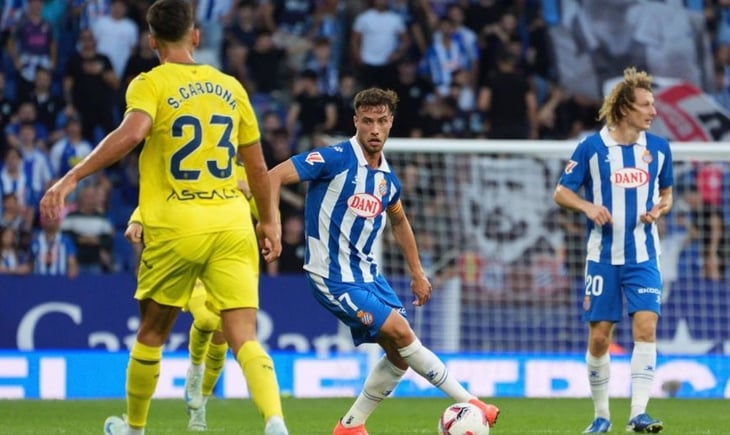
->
xmin=269 ymin=88 xmax=499 ymax=434
xmin=555 ymin=67 xmax=673 ymax=434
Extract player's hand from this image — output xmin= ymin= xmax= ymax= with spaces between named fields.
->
xmin=125 ymin=222 xmax=143 ymax=243
xmin=585 ymin=203 xmax=612 ymax=226
xmin=256 ymin=220 xmax=281 ymax=263
xmin=640 ymin=203 xmax=668 ymax=224
xmin=411 ymin=275 xmax=432 ymax=307
xmin=39 ymin=176 xmax=78 ymax=221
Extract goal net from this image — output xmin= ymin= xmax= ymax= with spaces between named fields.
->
xmin=380 ymin=138 xmax=730 ymax=355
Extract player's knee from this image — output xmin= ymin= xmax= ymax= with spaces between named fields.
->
xmin=193 ymin=313 xmax=219 ymax=332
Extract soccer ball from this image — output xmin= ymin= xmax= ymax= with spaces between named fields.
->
xmin=438 ymin=402 xmax=490 ymax=435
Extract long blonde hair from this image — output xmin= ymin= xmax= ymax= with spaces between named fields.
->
xmin=598 ymin=67 xmax=653 ymax=127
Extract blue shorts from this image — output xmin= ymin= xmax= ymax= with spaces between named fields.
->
xmin=582 ymin=258 xmax=662 ymax=322
xmin=306 ymin=273 xmax=407 ymax=346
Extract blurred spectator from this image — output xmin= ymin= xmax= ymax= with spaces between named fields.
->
xmin=0 ymin=224 xmax=30 ymax=274
xmin=121 ymin=29 xmax=159 ymax=90
xmin=27 ymin=66 xmax=65 ymax=143
xmin=5 ymin=0 xmax=56 ymax=102
xmin=265 ymin=213 xmax=304 ymax=276
xmin=16 ymin=122 xmax=54 ymax=206
xmin=477 ymin=50 xmax=537 ymax=139
xmin=246 ymin=30 xmax=286 ymax=95
xmin=49 ymin=115 xmax=91 ymax=177
xmin=90 ymin=0 xmax=138 ymax=79
xmin=30 ymin=214 xmax=78 ymax=277
xmin=260 ymin=0 xmax=315 ymax=71
xmin=4 ymin=100 xmax=49 ymax=149
xmin=193 ymin=0 xmax=235 ymax=68
xmin=60 ymin=184 xmax=114 ymax=273
xmin=63 ymin=29 xmax=118 ymax=142
xmin=350 ymin=0 xmax=409 ymax=90
xmin=0 ymin=147 xmax=32 ymax=210
xmin=224 ymin=1 xmax=261 ymax=53
xmin=1 ymin=192 xmax=27 ymax=232
xmin=478 ymin=9 xmax=519 ymax=78
xmin=285 ymin=69 xmax=337 ymax=151
xmin=222 ymin=41 xmax=252 ymax=89
xmin=330 ymin=69 xmax=357 ymax=137
xmin=445 ymin=3 xmax=479 ymax=80
xmin=391 ymin=57 xmax=434 ymax=138
xmin=420 ymin=16 xmax=473 ymax=97
xmin=390 ymin=0 xmax=430 ymax=61
xmin=302 ymin=36 xmax=339 ymax=96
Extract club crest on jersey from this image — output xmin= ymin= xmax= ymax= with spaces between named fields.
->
xmin=378 ymin=179 xmax=389 ymax=197
xmin=564 ymin=160 xmax=578 ymax=174
xmin=642 ymin=150 xmax=653 ymax=163
xmin=347 ymin=193 xmax=383 ymax=218
xmin=357 ymin=310 xmax=374 ymax=326
xmin=611 ymin=167 xmax=649 ymax=188
xmin=305 ymin=151 xmax=325 ymax=165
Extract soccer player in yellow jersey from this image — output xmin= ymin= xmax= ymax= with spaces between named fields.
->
xmin=38 ymin=0 xmax=288 ymax=433
xmin=125 ymin=163 xmax=260 ymax=431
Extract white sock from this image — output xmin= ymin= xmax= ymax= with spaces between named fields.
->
xmin=586 ymin=351 xmax=611 ymax=420
xmin=127 ymin=427 xmax=144 ymax=435
xmin=398 ymin=339 xmax=471 ymax=402
xmin=630 ymin=341 xmax=656 ymax=419
xmin=341 ymin=356 xmax=405 ymax=427
xmin=189 ymin=363 xmax=203 ymax=375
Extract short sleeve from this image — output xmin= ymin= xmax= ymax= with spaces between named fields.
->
xmin=236 ymin=85 xmax=260 ymax=146
xmin=558 ymin=140 xmax=590 ymax=192
xmin=125 ymin=72 xmax=158 ymax=120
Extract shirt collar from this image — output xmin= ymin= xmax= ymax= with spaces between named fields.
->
xmin=349 ymin=136 xmax=391 ymax=172
xmin=600 ymin=126 xmax=647 ymax=147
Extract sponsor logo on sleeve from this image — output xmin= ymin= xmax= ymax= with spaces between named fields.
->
xmin=564 ymin=160 xmax=577 ymax=174
xmin=305 ymin=151 xmax=325 ymax=165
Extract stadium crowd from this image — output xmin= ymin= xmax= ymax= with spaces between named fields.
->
xmin=0 ymin=0 xmax=728 ymax=278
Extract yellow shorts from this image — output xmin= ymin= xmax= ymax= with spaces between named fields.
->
xmin=136 ymin=229 xmax=260 ymax=310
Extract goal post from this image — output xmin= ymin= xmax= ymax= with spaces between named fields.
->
xmin=380 ymin=138 xmax=730 ymax=355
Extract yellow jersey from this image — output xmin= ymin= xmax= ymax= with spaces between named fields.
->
xmin=128 ymin=162 xmax=259 ymax=225
xmin=125 ymin=63 xmax=259 ymax=242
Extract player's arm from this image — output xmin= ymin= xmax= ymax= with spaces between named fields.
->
xmin=40 ymin=111 xmax=151 ymax=220
xmin=386 ymin=200 xmax=432 ymax=307
xmin=554 ymin=184 xmax=613 ymax=227
xmin=268 ymin=159 xmax=302 ymax=208
xmin=237 ymin=141 xmax=281 ymax=262
xmin=125 ymin=206 xmax=144 ymax=243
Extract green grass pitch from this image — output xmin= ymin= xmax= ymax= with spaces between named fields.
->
xmin=1 ymin=397 xmax=728 ymax=434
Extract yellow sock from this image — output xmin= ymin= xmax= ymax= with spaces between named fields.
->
xmin=126 ymin=341 xmax=162 ymax=429
xmin=236 ymin=341 xmax=283 ymax=421
xmin=203 ymin=342 xmax=228 ymax=396
xmin=189 ymin=323 xmax=214 ymax=366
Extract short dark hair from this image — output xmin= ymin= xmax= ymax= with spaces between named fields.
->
xmin=353 ymin=88 xmax=399 ymax=115
xmin=147 ymin=0 xmax=194 ymax=43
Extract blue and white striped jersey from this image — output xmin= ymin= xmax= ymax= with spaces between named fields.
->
xmin=558 ymin=127 xmax=673 ymax=265
xmin=291 ymin=138 xmax=401 ymax=282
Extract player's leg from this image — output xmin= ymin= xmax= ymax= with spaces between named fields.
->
xmin=624 ymin=259 xmax=663 ymax=433
xmin=378 ymin=310 xmax=499 ymax=427
xmin=185 ymin=282 xmax=218 ymax=410
xmin=105 ymin=236 xmax=202 ymax=435
xmin=582 ymin=261 xmax=622 ymax=433
xmin=187 ymin=330 xmax=227 ymax=432
xmin=203 ymin=229 xmax=287 ymax=435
